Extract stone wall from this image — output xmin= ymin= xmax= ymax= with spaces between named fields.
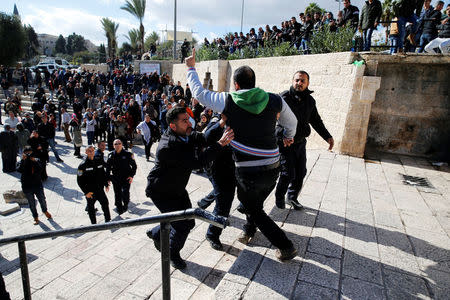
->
xmin=361 ymin=54 xmax=450 ymax=159
xmin=172 ymin=52 xmax=381 ymax=157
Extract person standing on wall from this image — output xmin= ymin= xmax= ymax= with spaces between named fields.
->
xmin=275 ymin=71 xmax=334 ymax=210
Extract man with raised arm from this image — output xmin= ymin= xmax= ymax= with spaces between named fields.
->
xmin=185 ymin=50 xmax=298 ymax=261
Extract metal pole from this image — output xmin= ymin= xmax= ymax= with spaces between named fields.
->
xmin=240 ymin=0 xmax=245 ymax=33
xmin=18 ymin=241 xmax=31 ymax=300
xmin=160 ymin=222 xmax=171 ymax=300
xmin=339 ymin=0 xmax=341 ymax=12
xmin=173 ymin=0 xmax=177 ymax=61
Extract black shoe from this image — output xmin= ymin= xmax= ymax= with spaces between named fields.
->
xmin=275 ymin=245 xmax=297 ymax=261
xmin=170 ymin=253 xmax=187 ymax=269
xmin=206 ymin=235 xmax=223 ymax=251
xmin=197 ymin=198 xmax=214 ymax=210
xmin=286 ymin=199 xmax=303 ymax=210
xmin=146 ymin=229 xmax=161 ymax=252
xmin=275 ymin=197 xmax=286 ymax=209
xmin=236 ymin=203 xmax=246 ymax=214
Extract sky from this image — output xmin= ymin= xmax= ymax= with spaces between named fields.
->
xmin=3 ymin=0 xmax=368 ymax=47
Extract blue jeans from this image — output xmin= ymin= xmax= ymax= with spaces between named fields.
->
xmin=363 ymin=28 xmax=375 ymax=51
xmin=390 ymin=36 xmax=399 ymax=54
xmin=419 ymin=33 xmax=436 ymax=53
xmin=46 ymin=138 xmax=61 ymax=160
xmin=301 ymin=38 xmax=310 ymax=54
xmin=397 ymin=15 xmax=417 ymax=50
xmin=24 ymin=186 xmax=47 ymax=218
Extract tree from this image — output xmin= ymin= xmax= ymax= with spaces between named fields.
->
xmin=144 ymin=31 xmax=159 ymax=50
xmin=23 ymin=24 xmax=40 ymax=59
xmin=66 ymin=33 xmax=87 ymax=55
xmin=121 ymin=0 xmax=146 ymax=55
xmin=119 ymin=42 xmax=133 ymax=56
xmin=305 ymin=2 xmax=326 ymax=15
xmin=54 ymin=34 xmax=66 ymax=54
xmin=101 ymin=18 xmax=119 ymax=58
xmin=98 ymin=44 xmax=106 ymax=63
xmin=0 ymin=12 xmax=26 ymax=66
xmin=126 ymin=28 xmax=140 ymax=52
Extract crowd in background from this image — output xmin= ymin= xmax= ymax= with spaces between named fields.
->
xmin=201 ymin=0 xmax=450 ymax=54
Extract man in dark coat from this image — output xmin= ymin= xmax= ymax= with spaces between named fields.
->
xmin=145 ymin=106 xmax=233 ymax=269
xmin=0 ymin=125 xmax=18 ymax=172
xmin=275 ymin=71 xmax=334 ymax=210
xmin=359 ymin=0 xmax=383 ymax=50
xmin=338 ymin=0 xmax=360 ymax=30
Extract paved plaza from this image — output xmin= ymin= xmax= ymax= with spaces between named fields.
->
xmin=0 ymin=131 xmax=449 ymax=299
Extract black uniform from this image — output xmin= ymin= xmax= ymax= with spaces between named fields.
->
xmin=275 ymin=87 xmax=332 ymax=205
xmin=77 ymin=157 xmax=111 ymax=224
xmin=106 ymin=150 xmax=137 ymax=213
xmin=145 ymin=127 xmax=222 ymax=261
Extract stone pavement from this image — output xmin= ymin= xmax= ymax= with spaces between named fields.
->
xmin=0 ymin=131 xmax=449 ymax=299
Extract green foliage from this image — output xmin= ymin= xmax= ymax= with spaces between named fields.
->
xmin=305 ymin=2 xmax=326 ymax=16
xmin=23 ymin=24 xmax=39 ymax=60
xmin=73 ymin=50 xmax=97 ymax=64
xmin=196 ymin=41 xmax=298 ymax=62
xmin=101 ymin=18 xmax=119 ymax=58
xmin=54 ymin=34 xmax=66 ymax=54
xmin=66 ymin=32 xmax=87 ymax=55
xmin=121 ymin=0 xmax=146 ymax=53
xmin=0 ymin=12 xmax=26 ymax=66
xmin=126 ymin=28 xmax=140 ymax=51
xmin=144 ymin=31 xmax=159 ymax=50
xmin=309 ymin=25 xmax=354 ymax=54
xmin=119 ymin=42 xmax=133 ymax=56
xmin=98 ymin=44 xmax=107 ymax=63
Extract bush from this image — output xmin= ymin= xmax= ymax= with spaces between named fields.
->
xmin=309 ymin=25 xmax=355 ymax=54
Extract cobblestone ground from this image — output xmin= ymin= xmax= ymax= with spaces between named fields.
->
xmin=0 ymin=131 xmax=449 ymax=299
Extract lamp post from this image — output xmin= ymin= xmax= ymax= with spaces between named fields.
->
xmin=173 ymin=0 xmax=177 ymax=60
xmin=240 ymin=0 xmax=245 ymax=33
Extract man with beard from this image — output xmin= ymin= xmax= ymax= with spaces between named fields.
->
xmin=145 ymin=106 xmax=234 ymax=269
xmin=275 ymin=71 xmax=334 ymax=210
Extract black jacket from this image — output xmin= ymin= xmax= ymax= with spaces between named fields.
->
xmin=419 ymin=9 xmax=442 ymax=36
xmin=438 ymin=17 xmax=450 ymax=38
xmin=339 ymin=4 xmax=360 ymax=28
xmin=77 ymin=157 xmax=109 ymax=194
xmin=279 ymin=87 xmax=332 ymax=144
xmin=106 ymin=149 xmax=137 ymax=183
xmin=17 ymin=157 xmax=43 ymax=190
xmin=359 ymin=0 xmax=383 ymax=30
xmin=37 ymin=122 xmax=55 ymax=139
xmin=146 ymin=128 xmax=221 ymax=197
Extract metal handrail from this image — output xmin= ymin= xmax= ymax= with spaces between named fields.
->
xmin=0 ymin=208 xmax=228 ymax=300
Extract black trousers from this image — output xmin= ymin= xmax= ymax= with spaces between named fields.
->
xmin=86 ymin=189 xmax=111 ymax=224
xmin=149 ymin=190 xmax=195 ymax=255
xmin=236 ymin=166 xmax=293 ymax=250
xmin=206 ymin=164 xmax=236 ymax=239
xmin=1 ymin=151 xmax=16 ymax=173
xmin=142 ymin=137 xmax=153 ymax=159
xmin=112 ymin=181 xmax=130 ymax=212
xmin=275 ymin=139 xmax=307 ymax=202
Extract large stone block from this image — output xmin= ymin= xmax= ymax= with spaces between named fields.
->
xmin=3 ymin=190 xmax=28 ymax=205
xmin=0 ymin=203 xmax=20 ymax=215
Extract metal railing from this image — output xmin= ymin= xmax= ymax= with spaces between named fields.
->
xmin=0 ymin=208 xmax=228 ymax=300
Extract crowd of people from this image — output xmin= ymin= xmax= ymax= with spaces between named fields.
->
xmin=201 ymin=0 xmax=449 ymax=54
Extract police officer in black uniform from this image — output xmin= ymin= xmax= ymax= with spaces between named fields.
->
xmin=275 ymin=71 xmax=334 ymax=210
xmin=77 ymin=145 xmax=111 ymax=224
xmin=106 ymin=139 xmax=137 ymax=214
